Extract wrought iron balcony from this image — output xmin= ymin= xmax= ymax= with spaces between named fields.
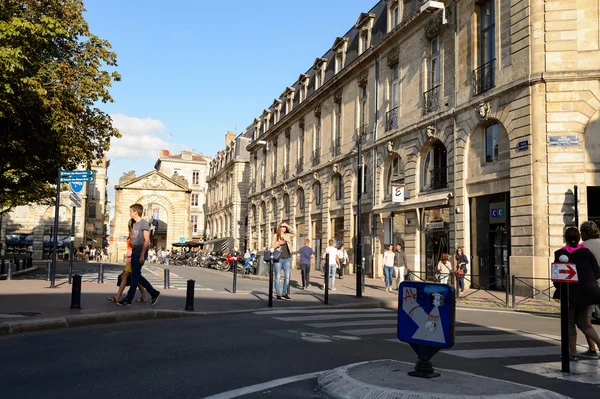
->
xmin=386 ymin=107 xmax=398 ymax=131
xmin=296 ymin=156 xmax=304 ymax=174
xmin=283 ymin=165 xmax=289 ymax=180
xmin=356 ymin=124 xmax=368 ymax=145
xmin=424 ymin=170 xmax=448 ymax=191
xmin=332 ymin=138 xmax=341 ymax=156
xmin=472 ymin=59 xmax=495 ymax=96
xmin=423 ymin=85 xmax=440 ymax=114
xmin=312 ymin=149 xmax=320 ymax=166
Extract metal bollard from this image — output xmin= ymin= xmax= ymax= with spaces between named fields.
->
xmin=97 ymin=263 xmax=104 ymax=283
xmin=268 ymin=260 xmax=274 ymax=308
xmin=164 ymin=269 xmax=170 ymax=289
xmin=185 ymin=279 xmax=195 ymax=311
xmin=15 ymin=259 xmax=20 ymax=271
xmin=28 ymin=257 xmax=32 ymax=268
xmin=233 ymin=261 xmax=237 ymax=294
xmin=47 ymin=261 xmax=51 ymax=282
xmin=7 ymin=261 xmax=13 ymax=280
xmin=324 ymin=254 xmax=329 ymax=305
xmin=70 ymin=274 xmax=82 ymax=309
xmin=1 ymin=258 xmax=5 ymax=275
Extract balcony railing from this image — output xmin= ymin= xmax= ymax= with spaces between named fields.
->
xmin=332 ymin=138 xmax=341 ymax=156
xmin=356 ymin=124 xmax=368 ymax=145
xmin=296 ymin=156 xmax=304 ymax=174
xmin=385 ymin=107 xmax=398 ymax=131
xmin=424 ymin=170 xmax=448 ymax=191
xmin=312 ymin=149 xmax=320 ymax=166
xmin=472 ymin=59 xmax=495 ymax=96
xmin=423 ymin=85 xmax=440 ymax=114
xmin=283 ymin=165 xmax=289 ymax=180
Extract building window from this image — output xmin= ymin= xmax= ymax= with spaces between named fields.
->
xmin=474 ymin=0 xmax=496 ymax=95
xmin=335 ymin=52 xmax=343 ymax=74
xmin=485 ymin=123 xmax=499 ymax=163
xmin=314 ymin=115 xmax=321 ymax=152
xmin=191 ymin=194 xmax=199 ymax=207
xmin=261 ymin=202 xmax=267 ymax=223
xmin=14 ymin=205 xmax=29 ymax=220
xmin=422 ymin=140 xmax=448 ymax=191
xmin=285 ymin=133 xmax=291 ymax=169
xmin=360 ymin=85 xmax=368 ymax=127
xmin=390 ymin=3 xmax=399 ymax=29
xmin=298 ymin=188 xmax=305 ymax=211
xmin=284 ymin=194 xmax=290 ymax=214
xmin=360 ymin=31 xmax=368 ymax=54
xmin=299 ymin=125 xmax=305 ymax=159
xmin=386 ymin=156 xmax=403 ymax=197
xmin=87 ymin=204 xmax=96 ymax=219
xmin=335 ymin=101 xmax=342 ymax=142
xmin=252 ymin=205 xmax=257 ymax=225
xmin=272 ymin=140 xmax=278 ymax=181
xmin=192 ymin=171 xmax=200 ymax=185
xmin=334 ymin=174 xmax=343 ymax=201
xmin=430 ymin=37 xmax=440 ymax=89
xmin=391 ymin=65 xmax=400 ymax=109
xmin=314 ymin=183 xmax=322 ymax=206
xmin=191 ymin=215 xmax=198 ymax=235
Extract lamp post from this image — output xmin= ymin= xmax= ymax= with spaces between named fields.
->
xmin=356 ymin=130 xmax=364 ymax=298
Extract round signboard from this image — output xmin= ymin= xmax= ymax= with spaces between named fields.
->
xmin=70 ymin=181 xmax=84 ymax=193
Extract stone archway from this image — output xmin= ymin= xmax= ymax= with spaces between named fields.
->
xmin=135 ymin=194 xmax=177 ymax=249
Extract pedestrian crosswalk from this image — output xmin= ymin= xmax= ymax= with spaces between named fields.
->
xmin=254 ymin=308 xmax=566 ymax=365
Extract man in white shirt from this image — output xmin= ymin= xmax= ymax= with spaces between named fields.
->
xmin=322 ymin=239 xmax=340 ymax=290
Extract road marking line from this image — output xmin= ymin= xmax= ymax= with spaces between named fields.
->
xmin=455 ymin=326 xmax=517 ymax=332
xmin=202 ymin=370 xmax=324 ymax=399
xmin=454 ymin=333 xmax=559 ymax=344
xmin=506 ymin=361 xmax=600 ymax=384
xmin=340 ymin=327 xmax=396 ymax=336
xmin=443 ymin=346 xmax=559 ymax=359
xmin=307 ymin=319 xmax=397 ymax=328
xmin=275 ymin=313 xmax=397 ymax=322
xmin=254 ymin=308 xmax=392 ymax=316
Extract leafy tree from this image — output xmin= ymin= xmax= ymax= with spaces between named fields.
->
xmin=0 ymin=0 xmax=121 ymax=214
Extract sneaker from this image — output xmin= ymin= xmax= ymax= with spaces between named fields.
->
xmin=276 ymin=295 xmax=282 ymax=301
xmin=282 ymin=294 xmax=291 ymax=300
xmin=116 ymin=298 xmax=131 ymax=307
xmin=150 ymin=292 xmax=160 ymax=306
xmin=578 ymin=350 xmax=599 ymax=359
xmin=569 ymin=355 xmax=579 ymax=362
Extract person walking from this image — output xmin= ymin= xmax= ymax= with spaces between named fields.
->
xmin=553 ymin=226 xmax=600 ymax=361
xmin=337 ymin=244 xmax=349 ymax=280
xmin=454 ymin=248 xmax=468 ymax=295
xmin=117 ymin=204 xmax=160 ymax=306
xmin=383 ymin=244 xmax=395 ymax=292
xmin=271 ymin=222 xmax=295 ymax=300
xmin=63 ymin=245 xmax=70 ymax=261
xmin=323 ymin=239 xmax=340 ymax=290
xmin=437 ymin=253 xmax=453 ymax=284
xmin=579 ymin=221 xmax=600 ymax=359
xmin=394 ymin=243 xmax=408 ymax=289
xmin=298 ymin=238 xmax=314 ymax=289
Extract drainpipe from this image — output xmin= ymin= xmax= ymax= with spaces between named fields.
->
xmin=371 ymin=52 xmax=381 ymax=278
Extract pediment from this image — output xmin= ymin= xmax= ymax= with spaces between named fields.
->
xmin=332 ymin=37 xmax=349 ymax=50
xmin=312 ymin=57 xmax=328 ymax=69
xmin=118 ymin=170 xmax=189 ymax=191
xmin=355 ymin=13 xmax=375 ymax=28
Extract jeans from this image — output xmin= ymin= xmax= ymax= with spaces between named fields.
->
xmin=274 ymin=258 xmax=291 ymax=296
xmin=327 ymin=264 xmax=337 ymax=289
xmin=300 ymin=263 xmax=310 ymax=288
xmin=126 ymin=247 xmax=159 ymax=301
xmin=384 ymin=266 xmax=394 ymax=288
xmin=338 ymin=263 xmax=345 ymax=277
xmin=457 ymin=275 xmax=465 ymax=291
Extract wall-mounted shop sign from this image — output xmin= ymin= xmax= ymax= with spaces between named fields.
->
xmin=427 ymin=222 xmax=445 ymax=230
xmin=491 ymin=208 xmax=505 ymax=218
xmin=549 ymin=135 xmax=579 ymax=147
xmin=517 ymin=140 xmax=529 ymax=151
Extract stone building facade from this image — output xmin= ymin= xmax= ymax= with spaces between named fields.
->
xmin=243 ymin=0 xmax=600 ymax=287
xmin=205 ymin=132 xmax=252 ymax=251
xmin=1 ymin=156 xmax=110 ymax=260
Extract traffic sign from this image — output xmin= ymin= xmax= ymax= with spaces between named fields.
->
xmin=70 ymin=181 xmax=84 ymax=193
xmin=179 ymin=237 xmax=185 ymax=243
xmin=61 ymin=170 xmax=94 ymax=177
xmin=60 ymin=177 xmax=94 ymax=183
xmin=551 ymin=263 xmax=578 ymax=283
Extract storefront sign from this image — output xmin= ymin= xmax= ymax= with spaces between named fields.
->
xmin=549 ymin=135 xmax=579 ymax=147
xmin=517 ymin=140 xmax=529 ymax=151
xmin=427 ymin=222 xmax=445 ymax=230
xmin=392 ymin=185 xmax=405 ymax=203
xmin=491 ymin=208 xmax=504 ymax=218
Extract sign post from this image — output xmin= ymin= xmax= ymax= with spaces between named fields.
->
xmin=398 ymin=281 xmax=455 ymax=378
xmin=551 ymin=262 xmax=579 ymax=373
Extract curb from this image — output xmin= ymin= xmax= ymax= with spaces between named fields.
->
xmin=0 ymin=300 xmax=396 ymax=337
xmin=0 ymin=266 xmax=39 ymax=280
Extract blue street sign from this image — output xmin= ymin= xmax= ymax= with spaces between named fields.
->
xmin=70 ymin=181 xmax=84 ymax=193
xmin=61 ymin=170 xmax=94 ymax=177
xmin=179 ymin=237 xmax=185 ymax=243
xmin=60 ymin=177 xmax=94 ymax=183
xmin=398 ymin=281 xmax=455 ymax=349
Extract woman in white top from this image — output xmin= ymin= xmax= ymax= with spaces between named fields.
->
xmin=322 ymin=239 xmax=340 ymax=290
xmin=337 ymin=244 xmax=349 ymax=279
xmin=437 ymin=253 xmax=453 ymax=284
xmin=383 ymin=244 xmax=395 ymax=292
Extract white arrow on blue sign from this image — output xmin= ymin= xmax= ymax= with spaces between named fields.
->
xmin=70 ymin=181 xmax=84 ymax=193
xmin=60 ymin=177 xmax=94 ymax=183
xmin=61 ymin=170 xmax=94 ymax=177
xmin=179 ymin=237 xmax=185 ymax=243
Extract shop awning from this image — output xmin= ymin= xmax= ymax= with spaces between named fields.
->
xmin=373 ymin=191 xmax=452 ymax=214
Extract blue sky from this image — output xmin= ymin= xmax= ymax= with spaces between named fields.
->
xmin=84 ymin=0 xmax=373 ymax=208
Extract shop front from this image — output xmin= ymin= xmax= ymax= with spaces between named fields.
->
xmin=421 ymin=208 xmax=450 ymax=281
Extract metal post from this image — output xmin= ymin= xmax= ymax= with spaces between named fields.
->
xmin=505 ymin=273 xmax=510 ymax=308
xmin=69 ymin=206 xmax=75 ymax=284
xmin=356 ymin=135 xmax=363 ymax=298
xmin=185 ymin=279 xmax=195 ymax=311
xmin=15 ymin=259 xmax=19 ymax=271
xmin=7 ymin=261 xmax=12 ymax=280
xmin=268 ymin=258 xmax=274 ymax=308
xmin=511 ymin=275 xmax=516 ymax=309
xmin=233 ymin=259 xmax=237 ymax=294
xmin=324 ymin=253 xmax=330 ymax=305
xmin=362 ymin=257 xmax=366 ymax=294
xmin=70 ymin=274 xmax=82 ymax=309
xmin=164 ymin=268 xmax=170 ymax=289
xmin=560 ymin=283 xmax=570 ymax=373
xmin=97 ymin=263 xmax=104 ymax=283
xmin=50 ymin=168 xmax=61 ymax=288
xmin=47 ymin=261 xmax=51 ymax=282
xmin=574 ymin=185 xmax=579 ymax=227
xmin=0 ymin=258 xmax=4 ymax=274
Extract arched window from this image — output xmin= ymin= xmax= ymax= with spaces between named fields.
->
xmin=297 ymin=188 xmax=305 ymax=211
xmin=422 ymin=140 xmax=447 ymax=191
xmin=314 ymin=182 xmax=322 ymax=206
xmin=385 ymin=155 xmax=404 ymax=196
xmin=283 ymin=193 xmax=290 ymax=214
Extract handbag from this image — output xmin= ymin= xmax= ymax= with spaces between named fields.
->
xmin=117 ymin=273 xmax=131 ymax=287
xmin=272 ymin=250 xmax=281 ymax=263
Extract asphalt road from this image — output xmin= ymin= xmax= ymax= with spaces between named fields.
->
xmin=1 ymin=307 xmax=598 ymax=398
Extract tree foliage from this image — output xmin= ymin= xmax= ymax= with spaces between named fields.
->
xmin=0 ymin=0 xmax=120 ymax=213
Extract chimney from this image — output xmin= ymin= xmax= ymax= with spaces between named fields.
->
xmin=160 ymin=149 xmax=170 ymax=157
xmin=225 ymin=131 xmax=235 ymax=145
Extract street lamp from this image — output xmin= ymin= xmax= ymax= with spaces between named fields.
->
xmin=354 ymin=130 xmax=366 ymax=298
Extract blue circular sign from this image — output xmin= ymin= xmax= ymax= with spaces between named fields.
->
xmin=70 ymin=182 xmax=84 ymax=193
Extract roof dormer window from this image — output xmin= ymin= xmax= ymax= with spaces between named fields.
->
xmin=355 ymin=13 xmax=375 ymax=55
xmin=282 ymin=87 xmax=296 ymax=114
xmin=262 ymin=109 xmax=272 ymax=132
xmin=388 ymin=0 xmax=399 ymax=31
xmin=313 ymin=58 xmax=327 ymax=90
xmin=272 ymin=99 xmax=282 ymax=124
xmin=253 ymin=118 xmax=261 ymax=139
xmin=332 ymin=37 xmax=349 ymax=74
xmin=298 ymin=74 xmax=310 ymax=103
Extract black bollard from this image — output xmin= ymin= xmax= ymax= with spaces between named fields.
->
xmin=324 ymin=254 xmax=329 ymax=305
xmin=185 ymin=279 xmax=195 ymax=311
xmin=164 ymin=269 xmax=170 ymax=289
xmin=1 ymin=258 xmax=5 ymax=275
xmin=560 ymin=283 xmax=570 ymax=373
xmin=7 ymin=261 xmax=13 ymax=280
xmin=268 ymin=259 xmax=274 ymax=308
xmin=28 ymin=257 xmax=32 ymax=268
xmin=47 ymin=261 xmax=51 ymax=282
xmin=70 ymin=274 xmax=82 ymax=309
xmin=97 ymin=263 xmax=104 ymax=283
xmin=233 ymin=260 xmax=238 ymax=294
xmin=15 ymin=259 xmax=20 ymax=271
